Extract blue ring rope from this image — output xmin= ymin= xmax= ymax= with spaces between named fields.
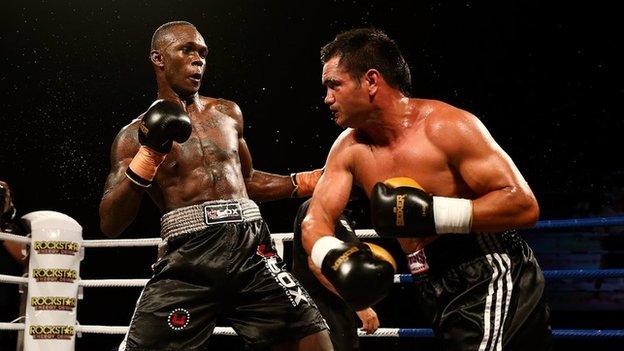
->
xmin=382 ymin=217 xmax=624 ymax=340
xmin=535 ymin=216 xmax=624 ymax=229
xmin=395 ymin=328 xmax=624 ymax=338
xmin=395 ymin=269 xmax=624 ymax=283
xmin=542 ymin=269 xmax=624 ymax=279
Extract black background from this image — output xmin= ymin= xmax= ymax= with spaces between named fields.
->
xmin=1 ymin=0 xmax=622 ymax=350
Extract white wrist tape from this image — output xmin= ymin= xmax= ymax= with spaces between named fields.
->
xmin=432 ymin=196 xmax=473 ymax=234
xmin=311 ymin=236 xmax=344 ymax=268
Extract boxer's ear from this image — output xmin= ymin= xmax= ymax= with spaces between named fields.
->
xmin=365 ymin=69 xmax=381 ymax=97
xmin=150 ymin=50 xmax=164 ymax=68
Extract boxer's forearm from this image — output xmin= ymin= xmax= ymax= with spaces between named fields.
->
xmin=307 ymin=257 xmax=341 ymax=297
xmin=244 ymin=170 xmax=294 ymax=202
xmin=99 ymin=178 xmax=145 ymax=237
xmin=300 ymin=215 xmax=336 ymax=255
xmin=471 ymin=185 xmax=539 ymax=232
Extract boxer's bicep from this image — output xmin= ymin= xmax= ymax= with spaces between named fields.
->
xmin=430 ymin=111 xmax=529 ymax=196
xmin=461 ymin=126 xmax=533 ymax=200
xmin=457 ymin=131 xmax=519 ymax=195
xmin=309 ymin=166 xmax=352 ymax=232
xmin=302 ymin=135 xmax=353 ymax=253
xmin=102 ymin=123 xmax=140 ymax=198
xmin=99 ymin=122 xmax=146 ymax=237
xmin=429 ymin=111 xmax=539 ymax=230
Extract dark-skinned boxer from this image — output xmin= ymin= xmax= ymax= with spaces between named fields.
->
xmin=99 ymin=21 xmax=330 ymax=351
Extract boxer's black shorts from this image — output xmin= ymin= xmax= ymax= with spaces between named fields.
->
xmin=120 ymin=200 xmax=327 ymax=350
xmin=411 ymin=232 xmax=552 ymax=351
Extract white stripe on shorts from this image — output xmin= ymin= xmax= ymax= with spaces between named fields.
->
xmin=478 ymin=234 xmax=513 ymax=351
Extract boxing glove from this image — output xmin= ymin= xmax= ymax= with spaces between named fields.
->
xmin=311 ymin=236 xmax=396 ymax=310
xmin=125 ymin=100 xmax=192 ymax=187
xmin=371 ymin=177 xmax=472 ymax=237
xmin=290 ymin=168 xmax=324 ymax=197
xmin=138 ymin=100 xmax=192 ymax=153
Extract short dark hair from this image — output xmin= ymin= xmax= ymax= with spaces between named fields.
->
xmin=321 ymin=28 xmax=412 ymax=95
xmin=151 ymin=21 xmax=195 ymax=51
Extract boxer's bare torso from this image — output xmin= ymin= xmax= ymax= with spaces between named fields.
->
xmin=105 ymin=96 xmax=249 ymax=212
xmin=100 ymin=24 xmax=301 ymax=238
xmin=304 ymin=96 xmax=537 ymax=254
xmin=330 ymin=99 xmax=477 ymax=252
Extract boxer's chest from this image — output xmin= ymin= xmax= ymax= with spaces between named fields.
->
xmin=351 ymin=135 xmax=467 ymax=198
xmin=164 ymin=111 xmax=240 ymax=171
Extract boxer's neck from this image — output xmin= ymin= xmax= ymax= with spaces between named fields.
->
xmin=156 ymin=86 xmax=200 ymax=109
xmin=360 ymin=95 xmax=414 ymax=146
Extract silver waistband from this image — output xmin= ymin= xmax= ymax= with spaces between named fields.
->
xmin=160 ymin=199 xmax=262 ymax=240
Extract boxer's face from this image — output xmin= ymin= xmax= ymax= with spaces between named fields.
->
xmin=157 ymin=26 xmax=207 ymax=97
xmin=322 ymin=56 xmax=372 ymax=128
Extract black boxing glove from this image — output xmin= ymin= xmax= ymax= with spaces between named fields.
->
xmin=311 ymin=236 xmax=396 ymax=310
xmin=138 ymin=100 xmax=192 ymax=153
xmin=371 ymin=177 xmax=473 ymax=237
xmin=125 ymin=100 xmax=192 ymax=187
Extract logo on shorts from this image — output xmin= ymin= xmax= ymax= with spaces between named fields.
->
xmin=167 ymin=308 xmax=190 ymax=331
xmin=264 ymin=257 xmax=310 ymax=307
xmin=407 ymin=249 xmax=429 ymax=275
xmin=204 ymin=203 xmax=243 ymax=224
xmin=256 ymin=243 xmax=276 ymax=258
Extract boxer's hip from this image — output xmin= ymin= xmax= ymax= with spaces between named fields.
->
xmin=160 ymin=198 xmax=262 ymax=240
xmin=406 ymin=231 xmax=533 ymax=277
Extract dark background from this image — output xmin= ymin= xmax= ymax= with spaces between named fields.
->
xmin=1 ymin=0 xmax=622 ymax=350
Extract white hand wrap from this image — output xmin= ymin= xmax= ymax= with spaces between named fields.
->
xmin=433 ymin=196 xmax=473 ymax=234
xmin=311 ymin=236 xmax=344 ymax=268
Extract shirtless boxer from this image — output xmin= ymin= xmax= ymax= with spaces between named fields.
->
xmin=99 ymin=21 xmax=331 ymax=350
xmin=302 ymin=28 xmax=552 ymax=351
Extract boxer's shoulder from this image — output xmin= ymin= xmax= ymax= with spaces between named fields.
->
xmin=423 ymin=103 xmax=481 ymax=140
xmin=420 ymin=103 xmax=493 ymax=162
xmin=201 ymin=96 xmax=244 ymax=134
xmin=110 ymin=119 xmax=141 ymax=159
xmin=329 ymin=128 xmax=360 ymax=155
xmin=116 ymin=119 xmax=141 ymax=142
xmin=202 ymin=96 xmax=242 ymax=119
xmin=325 ymin=129 xmax=362 ymax=169
xmin=336 ymin=128 xmax=360 ymax=148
